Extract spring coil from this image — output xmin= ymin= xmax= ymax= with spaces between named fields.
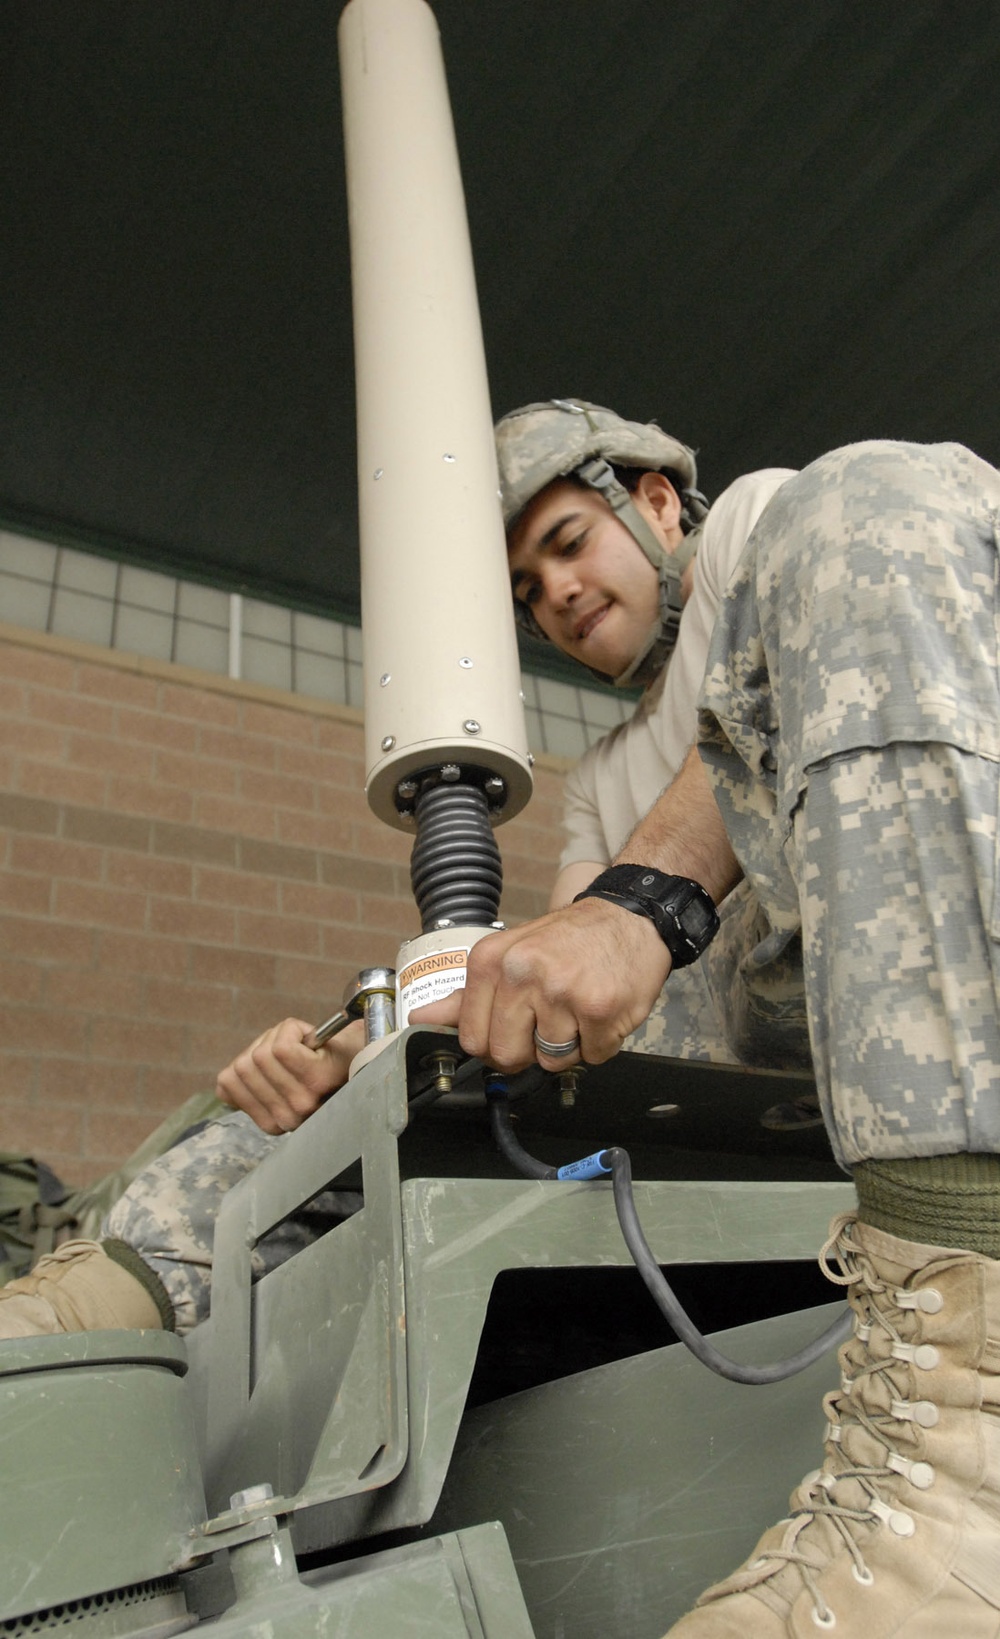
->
xmin=410 ymin=782 xmax=502 ymax=932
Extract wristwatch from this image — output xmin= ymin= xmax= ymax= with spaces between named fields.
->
xmin=573 ymin=864 xmax=720 ymax=968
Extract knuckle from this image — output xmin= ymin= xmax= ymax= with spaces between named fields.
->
xmin=216 ymin=1068 xmax=240 ymax=1103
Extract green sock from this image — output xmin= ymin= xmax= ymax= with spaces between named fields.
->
xmin=852 ymin=1155 xmax=1000 ymax=1259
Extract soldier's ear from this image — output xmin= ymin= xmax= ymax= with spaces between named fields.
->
xmin=633 ymin=471 xmax=683 ymax=536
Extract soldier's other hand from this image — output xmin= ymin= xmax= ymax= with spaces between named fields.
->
xmin=216 ymin=1016 xmax=367 ymax=1135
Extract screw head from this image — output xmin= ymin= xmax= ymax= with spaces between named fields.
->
xmin=373 ymin=468 xmax=384 ymax=480
xmin=484 ymin=776 xmax=505 ymax=796
xmin=442 ymin=453 xmax=456 ymax=463
xmin=459 ymin=656 xmax=473 ymax=669
xmin=380 ymin=673 xmax=391 ymax=687
xmin=463 ymin=719 xmax=481 ymax=735
xmin=381 ymin=735 xmax=395 ymax=752
xmin=440 ymin=763 xmax=461 ymax=782
xmin=396 ymin=778 xmax=418 ymax=802
xmin=230 ymin=1483 xmax=274 ymax=1510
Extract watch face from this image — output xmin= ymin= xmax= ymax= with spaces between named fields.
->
xmin=679 ymin=894 xmax=717 ymax=941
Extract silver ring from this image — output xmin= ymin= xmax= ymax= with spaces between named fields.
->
xmin=533 ymin=1029 xmax=581 ymax=1059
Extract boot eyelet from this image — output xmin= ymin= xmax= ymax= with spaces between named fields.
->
xmin=896 ymin=1286 xmax=944 ymax=1314
xmin=870 ymin=1498 xmax=915 ymax=1535
xmin=852 ymin=1563 xmax=874 ymax=1586
xmin=812 ymin=1606 xmax=836 ymax=1629
xmin=888 ymin=1452 xmax=936 ymax=1489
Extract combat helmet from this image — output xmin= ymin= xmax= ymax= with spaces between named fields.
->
xmin=495 ymin=399 xmax=708 ymax=689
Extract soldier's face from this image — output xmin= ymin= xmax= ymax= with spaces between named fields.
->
xmin=507 ymin=478 xmax=676 ymax=677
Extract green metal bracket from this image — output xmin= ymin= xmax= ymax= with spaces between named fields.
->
xmin=201 ymin=1030 xmax=410 ymax=1520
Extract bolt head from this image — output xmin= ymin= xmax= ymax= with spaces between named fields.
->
xmin=230 ymin=1483 xmax=274 ymax=1510
xmin=381 ymin=735 xmax=395 ymax=752
xmin=380 ymin=673 xmax=391 ymax=687
xmin=440 ymin=763 xmax=461 ymax=781
xmin=463 ymin=719 xmax=481 ymax=735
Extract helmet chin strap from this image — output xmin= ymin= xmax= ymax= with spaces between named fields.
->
xmin=574 ymin=459 xmax=704 ymax=690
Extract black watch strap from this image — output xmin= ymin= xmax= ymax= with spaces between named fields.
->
xmin=573 ymin=864 xmax=720 ymax=968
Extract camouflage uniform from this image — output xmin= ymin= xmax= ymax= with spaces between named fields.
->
xmin=697 ymin=439 xmax=1000 ymax=1167
xmin=102 ymin=1113 xmax=357 ymax=1334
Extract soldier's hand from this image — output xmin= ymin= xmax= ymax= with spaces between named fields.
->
xmin=413 ymin=897 xmax=670 ymax=1070
xmin=216 ymin=1015 xmax=367 ymax=1135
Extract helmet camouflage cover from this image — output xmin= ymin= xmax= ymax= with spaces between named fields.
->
xmin=495 ymin=398 xmax=699 ymax=529
xmin=494 ymin=398 xmax=706 ymax=689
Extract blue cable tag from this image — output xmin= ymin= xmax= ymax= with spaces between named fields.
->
xmin=556 ymin=1150 xmax=612 ymax=1181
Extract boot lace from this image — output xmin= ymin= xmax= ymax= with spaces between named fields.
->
xmin=741 ymin=1213 xmax=931 ymax=1627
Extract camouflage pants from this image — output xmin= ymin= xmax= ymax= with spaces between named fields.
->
xmin=103 ymin=1113 xmax=357 ymax=1334
xmin=698 ymin=439 xmax=1000 ymax=1167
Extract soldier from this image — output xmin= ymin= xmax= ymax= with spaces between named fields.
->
xmin=425 ymin=431 xmax=1000 ymax=1638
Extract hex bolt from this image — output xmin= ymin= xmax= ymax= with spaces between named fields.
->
xmin=558 ymin=1068 xmax=580 ymax=1108
xmin=440 ymin=763 xmax=461 ymax=782
xmin=230 ymin=1483 xmax=274 ymax=1511
xmin=429 ymin=1050 xmax=457 ymax=1094
xmin=396 ymin=777 xmax=419 ymax=802
xmin=225 ymin=1486 xmax=300 ymax=1602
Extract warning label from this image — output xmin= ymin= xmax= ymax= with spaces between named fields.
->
xmin=398 ymin=946 xmax=469 ymax=1027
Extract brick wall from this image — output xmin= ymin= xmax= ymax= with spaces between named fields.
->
xmin=0 ymin=625 xmax=567 ymax=1185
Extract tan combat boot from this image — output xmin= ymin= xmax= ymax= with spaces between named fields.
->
xmin=665 ymin=1213 xmax=1000 ymax=1637
xmin=0 ymin=1239 xmax=164 ymax=1337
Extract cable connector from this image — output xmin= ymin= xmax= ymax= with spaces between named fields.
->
xmin=556 ymin=1150 xmax=613 ymax=1181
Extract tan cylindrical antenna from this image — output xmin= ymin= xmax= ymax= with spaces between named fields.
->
xmin=338 ymin=0 xmax=532 ymax=836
